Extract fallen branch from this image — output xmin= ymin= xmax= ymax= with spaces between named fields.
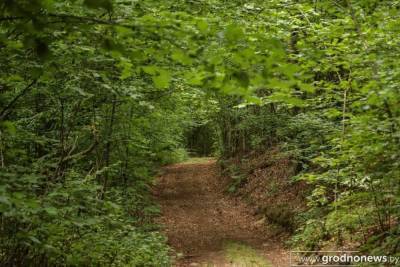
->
xmin=61 ymin=136 xmax=99 ymax=163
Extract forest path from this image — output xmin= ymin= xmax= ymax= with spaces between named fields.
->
xmin=153 ymin=158 xmax=288 ymax=266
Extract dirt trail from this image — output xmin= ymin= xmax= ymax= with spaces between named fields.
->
xmin=153 ymin=159 xmax=288 ymax=266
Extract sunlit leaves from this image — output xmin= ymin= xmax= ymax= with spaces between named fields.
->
xmin=117 ymin=58 xmax=133 ymax=80
xmin=152 ymin=70 xmax=171 ymax=89
xmin=142 ymin=66 xmax=171 ymax=89
xmin=171 ymin=49 xmax=192 ymax=65
xmin=196 ymin=20 xmax=209 ymax=34
xmin=184 ymin=69 xmax=208 ymax=86
xmin=297 ymin=82 xmax=315 ymax=93
xmin=267 ymin=92 xmax=306 ymax=107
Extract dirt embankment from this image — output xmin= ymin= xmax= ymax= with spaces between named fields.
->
xmin=221 ymin=148 xmax=308 ymax=235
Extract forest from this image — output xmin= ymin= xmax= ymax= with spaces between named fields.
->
xmin=0 ymin=0 xmax=399 ymax=266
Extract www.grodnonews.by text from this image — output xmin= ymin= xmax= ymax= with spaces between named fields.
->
xmin=291 ymin=251 xmax=400 ymax=266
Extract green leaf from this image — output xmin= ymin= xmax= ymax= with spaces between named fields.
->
xmin=244 ymin=95 xmax=262 ymax=105
xmin=153 ymin=70 xmax=171 ymax=89
xmin=196 ymin=20 xmax=209 ymax=34
xmin=298 ymin=82 xmax=315 ymax=93
xmin=171 ymin=50 xmax=192 ymax=65
xmin=0 ymin=196 xmax=11 ymax=207
xmin=185 ymin=70 xmax=207 ymax=86
xmin=118 ymin=59 xmax=133 ymax=80
xmin=142 ymin=65 xmax=158 ymax=75
xmin=1 ymin=121 xmax=16 ymax=135
xmin=268 ymin=92 xmax=306 ymax=107
xmin=224 ymin=24 xmax=245 ymax=43
xmin=44 ymin=207 xmax=58 ymax=216
xmin=28 ymin=236 xmax=41 ymax=245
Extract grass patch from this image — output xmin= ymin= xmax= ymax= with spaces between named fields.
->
xmin=182 ymin=157 xmax=215 ymax=164
xmin=223 ymin=241 xmax=272 ymax=267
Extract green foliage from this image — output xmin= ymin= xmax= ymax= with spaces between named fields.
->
xmin=1 ymin=0 xmax=399 ymax=264
xmin=0 ymin=0 xmax=199 ymax=265
xmin=208 ymin=0 xmax=400 ymax=257
xmin=0 ymin=170 xmax=170 ymax=266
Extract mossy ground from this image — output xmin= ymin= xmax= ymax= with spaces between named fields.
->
xmin=223 ymin=241 xmax=272 ymax=267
